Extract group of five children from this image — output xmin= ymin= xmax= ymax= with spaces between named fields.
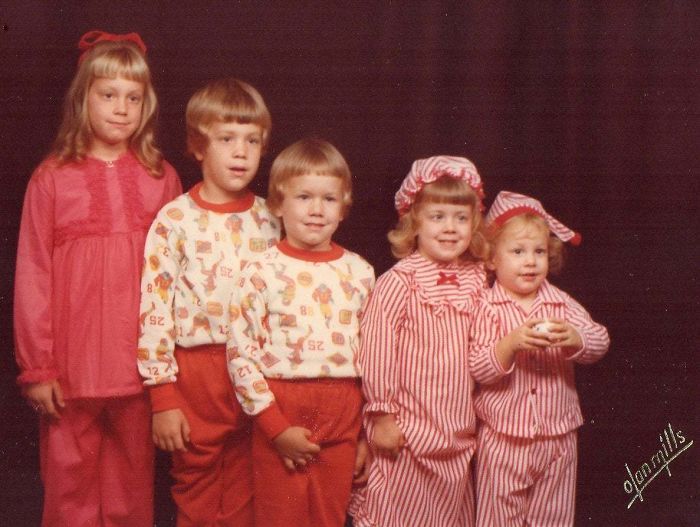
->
xmin=14 ymin=30 xmax=609 ymax=527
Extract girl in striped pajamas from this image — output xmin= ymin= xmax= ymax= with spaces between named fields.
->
xmin=469 ymin=191 xmax=610 ymax=526
xmin=351 ymin=156 xmax=488 ymax=527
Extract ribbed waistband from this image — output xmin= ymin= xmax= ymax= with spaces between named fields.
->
xmin=266 ymin=377 xmax=360 ymax=387
xmin=175 ymin=343 xmax=226 ymax=354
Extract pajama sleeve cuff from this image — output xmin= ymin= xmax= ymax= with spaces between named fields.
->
xmin=255 ymin=402 xmax=292 ymax=440
xmin=363 ymin=401 xmax=399 ymax=415
xmin=16 ymin=367 xmax=59 ymax=386
xmin=490 ymin=343 xmax=515 ymax=376
xmin=565 ymin=328 xmax=587 ymax=361
xmin=148 ymin=382 xmax=184 ymax=413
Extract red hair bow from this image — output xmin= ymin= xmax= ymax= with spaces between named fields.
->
xmin=78 ymin=30 xmax=147 ymax=63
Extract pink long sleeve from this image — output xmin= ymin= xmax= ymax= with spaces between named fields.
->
xmin=14 ymin=165 xmax=59 ymax=384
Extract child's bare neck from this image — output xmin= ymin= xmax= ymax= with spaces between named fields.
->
xmin=88 ymin=143 xmax=128 ymax=163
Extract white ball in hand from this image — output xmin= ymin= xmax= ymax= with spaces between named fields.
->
xmin=533 ymin=320 xmax=555 ymax=333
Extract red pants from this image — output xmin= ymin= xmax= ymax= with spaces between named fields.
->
xmin=253 ymin=378 xmax=363 ymax=527
xmin=170 ymin=345 xmax=253 ymax=527
xmin=475 ymin=424 xmax=578 ymax=527
xmin=39 ymin=393 xmax=153 ymax=527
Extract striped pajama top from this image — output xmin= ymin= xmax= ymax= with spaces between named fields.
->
xmin=353 ymin=252 xmax=486 ymax=527
xmin=468 ymin=280 xmax=610 ymax=438
xmin=360 ymin=252 xmax=487 ymax=455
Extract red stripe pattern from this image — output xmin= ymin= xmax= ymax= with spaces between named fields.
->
xmin=353 ymin=253 xmax=486 ymax=527
xmin=485 ymin=191 xmax=582 ymax=245
xmin=469 ymin=280 xmax=609 ymax=526
xmin=394 ymin=156 xmax=484 ymax=215
xmin=468 ymin=280 xmax=610 ymax=438
xmin=475 ymin=424 xmax=577 ymax=526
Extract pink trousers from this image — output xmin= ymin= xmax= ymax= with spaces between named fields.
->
xmin=39 ymin=393 xmax=153 ymax=527
xmin=475 ymin=424 xmax=578 ymax=527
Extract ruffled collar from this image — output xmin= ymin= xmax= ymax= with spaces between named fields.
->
xmin=394 ymin=252 xmax=487 ymax=315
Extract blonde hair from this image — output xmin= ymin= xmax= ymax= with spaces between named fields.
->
xmin=53 ymin=39 xmax=163 ymax=177
xmin=267 ymin=138 xmax=352 ymax=215
xmin=388 ymin=176 xmax=487 ymax=261
xmin=186 ymin=78 xmax=272 ymax=157
xmin=486 ymin=213 xmax=565 ymax=275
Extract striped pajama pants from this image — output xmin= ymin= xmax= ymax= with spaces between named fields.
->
xmin=475 ymin=424 xmax=577 ymax=527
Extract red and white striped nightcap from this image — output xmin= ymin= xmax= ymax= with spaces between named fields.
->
xmin=485 ymin=190 xmax=582 ymax=245
xmin=394 ymin=156 xmax=485 ymax=215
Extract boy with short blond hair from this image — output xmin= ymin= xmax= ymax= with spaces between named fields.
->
xmin=228 ymin=137 xmax=374 ymax=527
xmin=138 ymin=78 xmax=279 ymax=526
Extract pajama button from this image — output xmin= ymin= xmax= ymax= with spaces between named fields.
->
xmin=530 ymin=388 xmax=537 ymax=394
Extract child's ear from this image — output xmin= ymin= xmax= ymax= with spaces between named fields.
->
xmin=193 ymin=149 xmax=204 ymax=162
xmin=485 ymin=259 xmax=497 ymax=271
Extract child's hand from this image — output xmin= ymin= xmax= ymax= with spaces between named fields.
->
xmin=23 ymin=380 xmax=65 ymax=419
xmin=272 ymin=426 xmax=321 ymax=470
xmin=152 ymin=409 xmax=191 ymax=452
xmin=495 ymin=319 xmax=553 ymax=370
xmin=504 ymin=319 xmax=554 ymax=353
xmin=353 ymin=437 xmax=372 ymax=485
xmin=545 ymin=318 xmax=583 ymax=350
xmin=370 ymin=413 xmax=405 ymax=458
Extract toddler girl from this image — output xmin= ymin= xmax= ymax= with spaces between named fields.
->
xmin=352 ymin=156 xmax=488 ymax=527
xmin=14 ymin=30 xmax=181 ymax=526
xmin=469 ymin=190 xmax=610 ymax=526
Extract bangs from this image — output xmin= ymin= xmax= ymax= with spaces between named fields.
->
xmin=283 ymin=154 xmax=346 ymax=179
xmin=501 ymin=213 xmax=549 ymax=237
xmin=275 ymin=138 xmax=350 ymax=180
xmin=90 ymin=47 xmax=150 ymax=84
xmin=417 ymin=177 xmax=478 ymax=207
xmin=219 ymin=105 xmax=267 ymax=126
xmin=204 ymin=90 xmax=269 ymax=127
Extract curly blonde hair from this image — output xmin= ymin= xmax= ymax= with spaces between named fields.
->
xmin=388 ymin=176 xmax=488 ymax=262
xmin=485 ymin=213 xmax=565 ymax=275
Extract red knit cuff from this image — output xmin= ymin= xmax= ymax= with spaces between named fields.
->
xmin=148 ymin=383 xmax=183 ymax=413
xmin=16 ymin=368 xmax=59 ymax=386
xmin=255 ymin=403 xmax=291 ymax=440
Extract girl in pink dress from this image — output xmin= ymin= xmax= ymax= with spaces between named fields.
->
xmin=14 ymin=30 xmax=181 ymax=526
xmin=351 ymin=156 xmax=488 ymax=527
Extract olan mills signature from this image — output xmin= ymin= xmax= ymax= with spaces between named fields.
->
xmin=623 ymin=423 xmax=693 ymax=509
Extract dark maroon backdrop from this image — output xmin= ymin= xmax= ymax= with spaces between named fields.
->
xmin=1 ymin=3 xmax=697 ymax=526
